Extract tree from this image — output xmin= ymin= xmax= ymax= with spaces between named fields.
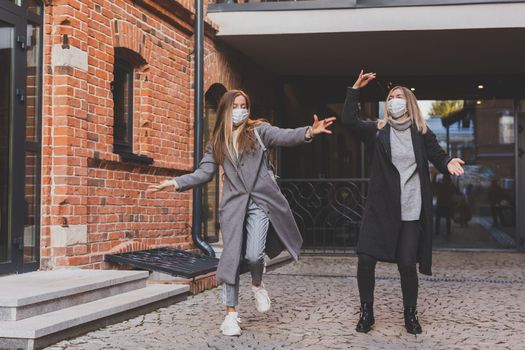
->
xmin=428 ymin=100 xmax=464 ymax=118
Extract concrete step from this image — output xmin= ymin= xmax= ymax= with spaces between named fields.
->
xmin=265 ymin=251 xmax=292 ymax=270
xmin=0 ymin=284 xmax=189 ymax=350
xmin=0 ymin=270 xmax=149 ymax=321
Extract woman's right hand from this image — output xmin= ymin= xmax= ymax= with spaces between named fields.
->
xmin=146 ymin=179 xmax=177 ymax=193
xmin=352 ymin=70 xmax=376 ymax=90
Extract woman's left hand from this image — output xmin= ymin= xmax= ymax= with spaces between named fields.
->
xmin=146 ymin=179 xmax=176 ymax=193
xmin=447 ymin=158 xmax=465 ymax=176
xmin=311 ymin=114 xmax=336 ymax=136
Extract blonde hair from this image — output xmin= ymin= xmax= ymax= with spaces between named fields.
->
xmin=378 ymin=86 xmax=428 ymax=134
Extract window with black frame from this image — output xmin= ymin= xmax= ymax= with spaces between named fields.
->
xmin=111 ymin=48 xmax=152 ymax=164
xmin=112 ymin=56 xmax=134 ymax=154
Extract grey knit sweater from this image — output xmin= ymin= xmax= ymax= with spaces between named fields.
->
xmin=389 ymin=119 xmax=422 ymax=221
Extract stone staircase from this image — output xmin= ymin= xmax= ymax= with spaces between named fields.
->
xmin=0 ymin=270 xmax=189 ymax=350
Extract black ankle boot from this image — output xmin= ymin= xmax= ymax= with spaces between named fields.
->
xmin=404 ymin=306 xmax=422 ymax=334
xmin=356 ymin=302 xmax=375 ymax=333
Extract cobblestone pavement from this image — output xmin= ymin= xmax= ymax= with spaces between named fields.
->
xmin=47 ymin=252 xmax=525 ymax=350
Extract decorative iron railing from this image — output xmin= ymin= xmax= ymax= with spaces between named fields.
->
xmin=278 ymin=178 xmax=369 ymax=254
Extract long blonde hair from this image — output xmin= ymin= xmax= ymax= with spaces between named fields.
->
xmin=211 ymin=90 xmax=264 ymax=165
xmin=378 ymin=86 xmax=428 ymax=134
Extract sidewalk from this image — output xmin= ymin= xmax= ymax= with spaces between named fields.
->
xmin=46 ymin=252 xmax=525 ymax=350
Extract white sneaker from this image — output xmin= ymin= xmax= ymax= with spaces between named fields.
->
xmin=220 ymin=312 xmax=241 ymax=336
xmin=252 ymin=283 xmax=271 ymax=313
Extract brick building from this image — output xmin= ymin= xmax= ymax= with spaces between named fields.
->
xmin=2 ymin=0 xmax=525 ymax=276
xmin=0 ymin=0 xmax=273 ymax=274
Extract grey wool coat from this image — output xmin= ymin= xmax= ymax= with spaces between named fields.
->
xmin=174 ymin=123 xmax=311 ymax=285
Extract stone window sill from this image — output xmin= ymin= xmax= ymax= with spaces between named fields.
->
xmin=116 ymin=151 xmax=154 ymax=165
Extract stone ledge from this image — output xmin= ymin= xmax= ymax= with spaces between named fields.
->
xmin=0 ymin=284 xmax=188 ymax=340
xmin=0 ymin=270 xmax=148 ymax=307
xmin=149 ymin=271 xmax=219 ymax=295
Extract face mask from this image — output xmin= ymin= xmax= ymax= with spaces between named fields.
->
xmin=387 ymin=98 xmax=407 ymax=119
xmin=232 ymin=108 xmax=249 ymax=126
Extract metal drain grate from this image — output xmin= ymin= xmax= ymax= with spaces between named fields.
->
xmin=268 ymin=272 xmax=525 ymax=285
xmin=105 ymin=247 xmax=219 ymax=278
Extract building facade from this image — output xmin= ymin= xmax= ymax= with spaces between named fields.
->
xmin=2 ymin=0 xmax=524 ymax=275
xmin=0 ymin=0 xmax=274 ymax=274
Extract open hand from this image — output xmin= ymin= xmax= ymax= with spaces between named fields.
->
xmin=146 ymin=179 xmax=176 ymax=193
xmin=352 ymin=70 xmax=376 ymax=90
xmin=447 ymin=158 xmax=465 ymax=176
xmin=311 ymin=114 xmax=336 ymax=136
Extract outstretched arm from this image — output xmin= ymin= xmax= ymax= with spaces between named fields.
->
xmin=258 ymin=114 xmax=335 ymax=148
xmin=423 ymin=128 xmax=464 ymax=176
xmin=342 ymin=70 xmax=378 ymax=142
xmin=146 ymin=143 xmax=218 ymax=193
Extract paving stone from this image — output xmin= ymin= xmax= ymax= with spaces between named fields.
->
xmin=46 ymin=252 xmax=525 ymax=350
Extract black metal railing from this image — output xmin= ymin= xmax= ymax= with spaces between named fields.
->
xmin=278 ymin=178 xmax=369 ymax=254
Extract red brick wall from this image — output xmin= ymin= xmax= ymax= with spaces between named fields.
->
xmin=203 ymin=38 xmax=276 ymax=118
xmin=40 ymin=0 xmax=274 ymax=269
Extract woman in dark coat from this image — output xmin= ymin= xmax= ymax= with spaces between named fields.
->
xmin=342 ymin=71 xmax=465 ymax=334
xmin=148 ymin=90 xmax=335 ymax=336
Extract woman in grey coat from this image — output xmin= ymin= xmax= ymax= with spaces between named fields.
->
xmin=147 ymin=90 xmax=335 ymax=336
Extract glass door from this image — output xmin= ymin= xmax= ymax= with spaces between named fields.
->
xmin=0 ymin=0 xmax=42 ymax=274
xmin=0 ymin=12 xmax=20 ymax=274
xmin=517 ymin=104 xmax=525 ymax=250
xmin=425 ymin=99 xmax=517 ymax=249
xmin=23 ymin=4 xmax=43 ymax=269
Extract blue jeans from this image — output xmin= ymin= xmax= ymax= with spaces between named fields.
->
xmin=222 ymin=199 xmax=269 ymax=307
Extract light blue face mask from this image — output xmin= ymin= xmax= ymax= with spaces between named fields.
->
xmin=387 ymin=98 xmax=407 ymax=119
xmin=232 ymin=108 xmax=249 ymax=126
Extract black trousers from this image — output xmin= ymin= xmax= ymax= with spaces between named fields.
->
xmin=357 ymin=221 xmax=421 ymax=307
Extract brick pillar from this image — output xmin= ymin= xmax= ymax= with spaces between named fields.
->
xmin=42 ymin=0 xmax=91 ymax=269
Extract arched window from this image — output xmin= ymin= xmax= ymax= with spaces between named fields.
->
xmin=111 ymin=47 xmax=148 ymax=158
xmin=203 ymin=83 xmax=227 ymax=243
xmin=112 ymin=55 xmax=134 ymax=153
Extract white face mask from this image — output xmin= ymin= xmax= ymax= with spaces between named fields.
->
xmin=232 ymin=108 xmax=249 ymax=126
xmin=387 ymin=98 xmax=408 ymax=119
